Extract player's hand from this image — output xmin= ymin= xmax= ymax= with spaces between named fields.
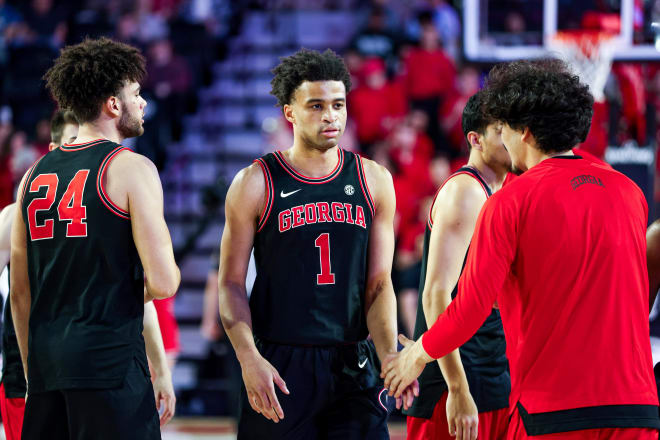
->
xmin=381 ymin=352 xmax=420 ymax=410
xmin=446 ymin=389 xmax=478 ymax=440
xmin=381 ymin=334 xmax=431 ymax=399
xmin=152 ymin=370 xmax=176 ymax=425
xmin=240 ymin=351 xmax=289 ymax=423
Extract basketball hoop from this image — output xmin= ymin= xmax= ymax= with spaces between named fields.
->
xmin=548 ymin=30 xmax=620 ymax=102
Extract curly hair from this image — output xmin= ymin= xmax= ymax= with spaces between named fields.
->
xmin=462 ymin=89 xmax=493 ymax=141
xmin=50 ymin=109 xmax=79 ymax=144
xmin=484 ymin=59 xmax=594 ymax=154
xmin=270 ymin=48 xmax=351 ymax=107
xmin=43 ymin=37 xmax=146 ymax=123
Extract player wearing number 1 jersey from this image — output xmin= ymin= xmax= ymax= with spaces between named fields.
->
xmin=9 ymin=37 xmax=180 ymax=440
xmin=219 ymin=48 xmax=418 ymax=439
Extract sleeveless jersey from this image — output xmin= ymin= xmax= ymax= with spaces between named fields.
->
xmin=405 ymin=166 xmax=510 ymax=419
xmin=21 ymin=139 xmax=147 ymax=393
xmin=251 ymin=149 xmax=374 ymax=345
xmin=1 ymin=265 xmax=26 ymax=398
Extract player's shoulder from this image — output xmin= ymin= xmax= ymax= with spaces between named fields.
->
xmin=440 ymin=172 xmax=488 ymax=201
xmin=225 ymin=161 xmax=267 ymax=210
xmin=359 ymin=155 xmax=392 ymax=185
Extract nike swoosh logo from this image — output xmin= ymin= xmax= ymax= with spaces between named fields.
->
xmin=358 ymin=358 xmax=367 ymax=369
xmin=280 ymin=189 xmax=301 ymax=198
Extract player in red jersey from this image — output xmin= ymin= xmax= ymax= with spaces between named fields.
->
xmin=383 ymin=59 xmax=660 ymax=439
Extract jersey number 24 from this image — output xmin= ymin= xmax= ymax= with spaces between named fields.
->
xmin=27 ymin=170 xmax=90 ymax=240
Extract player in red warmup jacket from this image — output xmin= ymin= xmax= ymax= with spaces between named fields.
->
xmin=383 ymin=59 xmax=660 ymax=439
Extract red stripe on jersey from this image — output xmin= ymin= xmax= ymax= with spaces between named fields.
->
xmin=96 ymin=147 xmax=130 ymax=219
xmin=273 ymin=149 xmax=344 ymax=184
xmin=254 ymin=158 xmax=274 ymax=233
xmin=355 ymin=154 xmax=375 ymax=217
xmin=60 ymin=139 xmax=106 ymax=151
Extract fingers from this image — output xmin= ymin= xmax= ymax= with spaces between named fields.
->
xmin=398 ymin=334 xmax=413 ymax=347
xmin=158 ymin=392 xmax=176 ymax=426
xmin=272 ymin=369 xmax=290 ymax=395
xmin=456 ymin=420 xmax=463 ymax=440
xmin=468 ymin=417 xmax=478 ymax=440
xmin=395 ymin=396 xmax=402 ymax=410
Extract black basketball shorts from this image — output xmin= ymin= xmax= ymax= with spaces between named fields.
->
xmin=22 ymin=358 xmax=160 ymax=440
xmin=237 ymin=337 xmax=395 ymax=440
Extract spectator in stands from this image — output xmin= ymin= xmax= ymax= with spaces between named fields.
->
xmin=348 ymin=57 xmax=407 ymax=152
xmin=20 ymin=0 xmax=67 ymax=47
xmin=439 ymin=65 xmax=481 ymax=153
xmin=347 ymin=6 xmax=402 ymax=76
xmin=402 ymin=19 xmax=455 ymax=154
xmin=146 ymin=37 xmax=192 ymax=138
xmin=7 ymin=131 xmax=37 ymax=187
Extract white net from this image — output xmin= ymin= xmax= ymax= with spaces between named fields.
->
xmin=548 ymin=32 xmax=621 ymax=102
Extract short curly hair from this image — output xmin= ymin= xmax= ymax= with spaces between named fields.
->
xmin=270 ymin=48 xmax=351 ymax=108
xmin=43 ymin=37 xmax=146 ymax=124
xmin=484 ymin=59 xmax=594 ymax=154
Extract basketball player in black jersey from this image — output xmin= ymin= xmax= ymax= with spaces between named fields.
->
xmin=0 ymin=110 xmax=176 ymax=440
xmin=403 ymin=91 xmax=512 ymax=440
xmin=9 ymin=38 xmax=180 ymax=439
xmin=218 ymin=48 xmax=418 ymax=439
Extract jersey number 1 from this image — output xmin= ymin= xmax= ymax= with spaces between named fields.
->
xmin=27 ymin=170 xmax=90 ymax=240
xmin=315 ymin=233 xmax=335 ymax=285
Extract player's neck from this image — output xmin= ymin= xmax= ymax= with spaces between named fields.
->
xmin=282 ymin=144 xmax=340 ymax=178
xmin=74 ymin=120 xmax=123 ymax=145
xmin=467 ymin=152 xmax=507 ymax=192
xmin=531 ymin=147 xmax=575 ymax=168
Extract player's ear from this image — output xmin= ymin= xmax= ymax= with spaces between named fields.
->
xmin=467 ymin=131 xmax=482 ymax=151
xmin=103 ymin=95 xmax=121 ymax=118
xmin=283 ymin=104 xmax=295 ymax=125
xmin=521 ymin=127 xmax=535 ymax=146
xmin=48 ymin=142 xmax=58 ymax=151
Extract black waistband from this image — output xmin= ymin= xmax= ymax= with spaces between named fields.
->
xmin=517 ymin=402 xmax=660 ymax=435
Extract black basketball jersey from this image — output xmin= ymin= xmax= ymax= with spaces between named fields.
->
xmin=251 ymin=149 xmax=374 ymax=345
xmin=21 ymin=139 xmax=147 ymax=393
xmin=404 ymin=167 xmax=510 ymax=419
xmin=1 ymin=264 xmax=26 ymax=398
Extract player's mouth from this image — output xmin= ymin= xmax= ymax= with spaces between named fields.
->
xmin=321 ymin=127 xmax=340 ymax=138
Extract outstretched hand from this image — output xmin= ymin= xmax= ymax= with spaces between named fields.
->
xmin=240 ymin=351 xmax=290 ymax=423
xmin=381 ymin=334 xmax=432 ymax=399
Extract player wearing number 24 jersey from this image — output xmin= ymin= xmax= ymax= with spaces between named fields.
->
xmin=10 ymin=37 xmax=180 ymax=440
xmin=219 ymin=48 xmax=418 ymax=440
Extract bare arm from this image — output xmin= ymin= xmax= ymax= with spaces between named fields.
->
xmin=421 ymin=176 xmax=487 ymax=439
xmin=647 ymin=219 xmax=660 ymax=312
xmin=361 ymin=158 xmax=418 ymax=410
xmin=218 ymin=163 xmax=288 ymax=423
xmin=10 ymin=173 xmax=31 ymax=379
xmin=106 ymin=151 xmax=180 ymax=300
xmin=361 ymin=159 xmax=398 ymax=363
xmin=201 ymin=268 xmax=222 ymax=340
xmin=143 ymin=301 xmax=175 ymax=425
xmin=0 ymin=203 xmax=15 ymax=268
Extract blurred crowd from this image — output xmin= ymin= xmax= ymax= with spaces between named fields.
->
xmin=0 ymin=0 xmax=239 ymax=209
